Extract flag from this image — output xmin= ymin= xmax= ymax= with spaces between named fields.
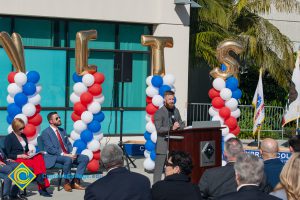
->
xmin=282 ymin=51 xmax=300 ymax=126
xmin=252 ymin=68 xmax=265 ymax=135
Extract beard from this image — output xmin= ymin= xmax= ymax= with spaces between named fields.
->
xmin=55 ymin=121 xmax=62 ymax=126
xmin=165 ymin=102 xmax=174 ymax=109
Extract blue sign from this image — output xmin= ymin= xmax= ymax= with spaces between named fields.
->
xmin=245 ymin=150 xmax=291 ymax=163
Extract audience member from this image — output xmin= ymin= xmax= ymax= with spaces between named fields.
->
xmin=260 ymin=138 xmax=284 ymax=190
xmin=198 ymin=138 xmax=244 ymax=199
xmin=41 ymin=112 xmax=89 ymax=192
xmin=216 ymin=153 xmax=281 ymax=200
xmin=84 ymin=144 xmax=151 ymax=200
xmin=271 ymin=153 xmax=300 ymax=200
xmin=151 ymin=151 xmax=202 ymax=200
xmin=288 ymin=135 xmax=300 ymax=152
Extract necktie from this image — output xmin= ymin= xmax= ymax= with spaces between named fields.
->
xmin=55 ymin=129 xmax=68 ymax=154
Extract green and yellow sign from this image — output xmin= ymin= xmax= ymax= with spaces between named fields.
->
xmin=8 ymin=163 xmax=36 ymax=190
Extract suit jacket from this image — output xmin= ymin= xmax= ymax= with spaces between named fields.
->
xmin=4 ymin=133 xmax=29 ymax=160
xmin=152 ymin=173 xmax=202 ymax=200
xmin=199 ymin=162 xmax=236 ymax=200
xmin=41 ymin=126 xmax=73 ymax=168
xmin=216 ymin=185 xmax=282 ymax=200
xmin=154 ymin=106 xmax=184 ymax=154
xmin=264 ymin=158 xmax=284 ymax=189
xmin=84 ymin=167 xmax=151 ymax=200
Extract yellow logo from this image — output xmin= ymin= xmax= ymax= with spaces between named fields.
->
xmin=8 ymin=163 xmax=36 ymax=190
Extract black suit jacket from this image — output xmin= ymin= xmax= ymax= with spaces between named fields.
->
xmin=152 ymin=173 xmax=202 ymax=200
xmin=216 ymin=185 xmax=282 ymax=200
xmin=84 ymin=167 xmax=151 ymax=200
xmin=4 ymin=133 xmax=29 ymax=160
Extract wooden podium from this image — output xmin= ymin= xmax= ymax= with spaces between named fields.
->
xmin=168 ymin=127 xmax=222 ymax=184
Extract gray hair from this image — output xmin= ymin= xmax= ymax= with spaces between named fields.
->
xmin=225 ymin=138 xmax=244 ymax=158
xmin=234 ymin=153 xmax=264 ymax=185
xmin=101 ymin=144 xmax=124 ymax=168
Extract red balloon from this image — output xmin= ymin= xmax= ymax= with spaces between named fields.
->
xmin=80 ymin=92 xmax=93 ymax=105
xmin=23 ymin=124 xmax=36 ymax=138
xmin=93 ymin=72 xmax=105 ymax=84
xmin=71 ymin=112 xmax=81 ymax=122
xmin=146 ymin=96 xmax=152 ymax=104
xmin=211 ymin=97 xmax=225 ymax=109
xmin=28 ymin=113 xmax=42 ymax=126
xmin=87 ymin=159 xmax=99 ymax=173
xmin=146 ymin=103 xmax=158 ymax=115
xmin=219 ymin=107 xmax=231 ymax=119
xmin=35 ymin=104 xmax=41 ymax=113
xmin=88 ymin=84 xmax=102 ymax=96
xmin=8 ymin=72 xmax=17 ymax=83
xmin=225 ymin=117 xmax=238 ymax=129
xmin=151 ymin=115 xmax=155 ymax=122
xmin=231 ymin=126 xmax=240 ymax=136
xmin=208 ymin=88 xmax=220 ymax=99
xmin=93 ymin=150 xmax=100 ymax=160
xmin=74 ymin=102 xmax=87 ymax=115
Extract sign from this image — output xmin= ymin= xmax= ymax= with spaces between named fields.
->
xmin=245 ymin=150 xmax=291 ymax=163
xmin=8 ymin=162 xmax=36 ymax=190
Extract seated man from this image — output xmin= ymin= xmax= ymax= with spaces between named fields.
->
xmin=41 ymin=112 xmax=89 ymax=192
xmin=85 ymin=144 xmax=151 ymax=200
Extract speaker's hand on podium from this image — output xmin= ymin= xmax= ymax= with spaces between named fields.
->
xmin=172 ymin=122 xmax=180 ymax=130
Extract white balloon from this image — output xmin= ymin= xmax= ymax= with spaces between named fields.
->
xmin=69 ymin=138 xmax=75 ymax=145
xmin=225 ymin=98 xmax=238 ymax=111
xmin=152 ymin=95 xmax=164 ymax=107
xmin=150 ymin=131 xmax=157 ymax=143
xmin=146 ymin=86 xmax=159 ymax=97
xmin=87 ymin=139 xmax=101 ymax=152
xmin=213 ymin=78 xmax=226 ymax=91
xmin=145 ymin=114 xmax=151 ymax=122
xmin=93 ymin=132 xmax=104 ymax=141
xmin=163 ymin=74 xmax=175 ymax=86
xmin=224 ymin=133 xmax=236 ymax=142
xmin=28 ymin=94 xmax=41 ymax=105
xmin=231 ymin=108 xmax=241 ymax=118
xmin=7 ymin=125 xmax=13 ymax=134
xmin=144 ymin=150 xmax=150 ymax=158
xmin=14 ymin=114 xmax=28 ymax=124
xmin=146 ymin=76 xmax=153 ymax=86
xmin=22 ymin=103 xmax=36 ymax=117
xmin=73 ymin=82 xmax=87 ymax=96
xmin=88 ymin=102 xmax=101 ymax=114
xmin=222 ymin=160 xmax=227 ymax=166
xmin=209 ymin=106 xmax=219 ymax=117
xmin=171 ymin=87 xmax=176 ymax=93
xmin=28 ymin=136 xmax=38 ymax=146
xmin=36 ymin=84 xmax=42 ymax=93
xmin=14 ymin=72 xmax=27 ymax=86
xmin=7 ymin=94 xmax=14 ymax=104
xmin=81 ymin=111 xmax=94 ymax=124
xmin=28 ymin=144 xmax=36 ymax=154
xmin=146 ymin=121 xmax=156 ymax=133
xmin=70 ymin=130 xmax=81 ymax=141
xmin=220 ymin=88 xmax=232 ymax=101
xmin=93 ymin=94 xmax=105 ymax=104
xmin=35 ymin=126 xmax=41 ymax=135
xmin=81 ymin=149 xmax=93 ymax=161
xmin=73 ymin=120 xmax=87 ymax=133
xmin=143 ymin=157 xmax=155 ymax=170
xmin=222 ymin=126 xmax=229 ymax=136
xmin=82 ymin=74 xmax=95 ymax=87
xmin=212 ymin=115 xmax=224 ymax=125
xmin=70 ymin=92 xmax=80 ymax=104
xmin=7 ymin=83 xmax=22 ymax=96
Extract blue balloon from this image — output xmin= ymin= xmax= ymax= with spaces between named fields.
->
xmin=151 ymin=75 xmax=163 ymax=88
xmin=232 ymin=88 xmax=242 ymax=99
xmin=73 ymin=139 xmax=87 ymax=154
xmin=14 ymin=93 xmax=28 ymax=107
xmin=27 ymin=71 xmax=40 ymax=84
xmin=144 ymin=131 xmax=151 ymax=141
xmin=174 ymin=96 xmax=177 ymax=104
xmin=150 ymin=151 xmax=156 ymax=161
xmin=6 ymin=115 xmax=13 ymax=124
xmin=145 ymin=140 xmax=156 ymax=151
xmin=226 ymin=76 xmax=238 ymax=91
xmin=221 ymin=64 xmax=227 ymax=71
xmin=80 ymin=130 xmax=93 ymax=143
xmin=23 ymin=82 xmax=36 ymax=95
xmin=88 ymin=120 xmax=101 ymax=133
xmin=159 ymin=85 xmax=172 ymax=97
xmin=93 ymin=112 xmax=105 ymax=122
xmin=7 ymin=103 xmax=22 ymax=117
xmin=73 ymin=72 xmax=82 ymax=83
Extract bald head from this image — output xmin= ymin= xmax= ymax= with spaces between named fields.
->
xmin=260 ymin=138 xmax=278 ymax=160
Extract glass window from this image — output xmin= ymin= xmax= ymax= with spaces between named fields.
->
xmin=0 ymin=49 xmax=14 ymax=107
xmin=0 ymin=17 xmax=11 ymax=32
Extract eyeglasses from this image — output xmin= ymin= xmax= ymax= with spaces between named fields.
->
xmin=165 ymin=161 xmax=175 ymax=167
xmin=55 ymin=117 xmax=61 ymax=120
xmin=19 ymin=127 xmax=25 ymax=131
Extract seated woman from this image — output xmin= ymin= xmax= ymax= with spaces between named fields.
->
xmin=4 ymin=118 xmax=52 ymax=197
xmin=151 ymin=151 xmax=202 ymax=200
xmin=271 ymin=153 xmax=300 ymax=200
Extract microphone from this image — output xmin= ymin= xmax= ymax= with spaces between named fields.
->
xmin=171 ymin=115 xmax=175 ymax=124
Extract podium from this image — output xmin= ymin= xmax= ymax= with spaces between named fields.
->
xmin=168 ymin=127 xmax=222 ymax=184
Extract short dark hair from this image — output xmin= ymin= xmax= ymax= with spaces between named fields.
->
xmin=288 ymin=135 xmax=300 ymax=152
xmin=47 ymin=111 xmax=58 ymax=122
xmin=168 ymin=151 xmax=193 ymax=175
xmin=164 ymin=90 xmax=174 ymax=97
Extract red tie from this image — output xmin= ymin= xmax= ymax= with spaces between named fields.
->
xmin=55 ymin=129 xmax=68 ymax=154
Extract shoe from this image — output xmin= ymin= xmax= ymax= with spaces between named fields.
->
xmin=71 ymin=182 xmax=85 ymax=190
xmin=39 ymin=189 xmax=52 ymax=197
xmin=63 ymin=182 xmax=72 ymax=192
xmin=10 ymin=194 xmax=27 ymax=200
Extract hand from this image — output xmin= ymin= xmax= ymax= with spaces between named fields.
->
xmin=172 ymin=122 xmax=180 ymax=130
xmin=0 ymin=161 xmax=6 ymax=166
xmin=18 ymin=154 xmax=29 ymax=159
xmin=6 ymin=159 xmax=15 ymax=162
xmin=64 ymin=153 xmax=76 ymax=160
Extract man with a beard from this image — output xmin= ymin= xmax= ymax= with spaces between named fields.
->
xmin=41 ymin=112 xmax=89 ymax=192
xmin=153 ymin=91 xmax=185 ymax=183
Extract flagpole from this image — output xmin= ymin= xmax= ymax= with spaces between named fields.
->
xmin=257 ymin=127 xmax=261 ymax=148
xmin=297 ymin=106 xmax=299 ymax=135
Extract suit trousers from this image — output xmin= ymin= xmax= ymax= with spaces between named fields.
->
xmin=153 ymin=154 xmax=166 ymax=184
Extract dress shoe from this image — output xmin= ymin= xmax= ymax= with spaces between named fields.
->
xmin=39 ymin=189 xmax=52 ymax=197
xmin=71 ymin=182 xmax=85 ymax=190
xmin=63 ymin=182 xmax=72 ymax=192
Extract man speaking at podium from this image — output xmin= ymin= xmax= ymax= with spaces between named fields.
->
xmin=153 ymin=90 xmax=185 ymax=183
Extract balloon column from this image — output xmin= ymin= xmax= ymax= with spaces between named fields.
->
xmin=0 ymin=32 xmax=42 ymax=153
xmin=141 ymin=35 xmax=174 ymax=171
xmin=209 ymin=40 xmax=244 ymax=141
xmin=69 ymin=30 xmax=104 ymax=172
